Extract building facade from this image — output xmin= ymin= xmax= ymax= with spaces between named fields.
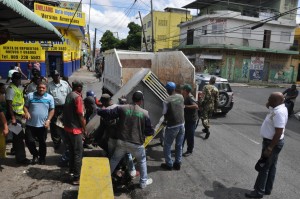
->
xmin=0 ymin=1 xmax=85 ymax=78
xmin=179 ymin=0 xmax=299 ymax=83
xmin=142 ymin=7 xmax=192 ymax=52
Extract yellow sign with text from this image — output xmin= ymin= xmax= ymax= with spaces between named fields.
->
xmin=34 ymin=3 xmax=85 ymax=27
xmin=0 ymin=41 xmax=42 ymax=61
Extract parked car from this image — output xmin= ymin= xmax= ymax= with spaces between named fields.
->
xmin=195 ymin=73 xmax=234 ymax=114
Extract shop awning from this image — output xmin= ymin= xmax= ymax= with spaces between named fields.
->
xmin=200 ymin=53 xmax=223 ymax=60
xmin=0 ymin=0 xmax=63 ymax=41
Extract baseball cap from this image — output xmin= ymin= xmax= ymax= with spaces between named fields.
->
xmin=51 ymin=70 xmax=60 ymax=76
xmin=12 ymin=72 xmax=22 ymax=79
xmin=182 ymin=84 xmax=192 ymax=92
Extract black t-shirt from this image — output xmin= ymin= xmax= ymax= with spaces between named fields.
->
xmin=184 ymin=94 xmax=198 ymax=122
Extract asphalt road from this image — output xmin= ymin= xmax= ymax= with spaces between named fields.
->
xmin=1 ymin=68 xmax=299 ymax=199
xmin=131 ymin=86 xmax=300 ymax=199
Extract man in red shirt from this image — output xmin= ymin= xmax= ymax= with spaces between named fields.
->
xmin=63 ymin=81 xmax=86 ymax=185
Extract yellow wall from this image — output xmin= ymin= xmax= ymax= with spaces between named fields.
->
xmin=143 ymin=10 xmax=191 ymax=52
xmin=0 ymin=28 xmax=81 ymax=62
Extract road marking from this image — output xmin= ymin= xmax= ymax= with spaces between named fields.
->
xmin=215 ymin=122 xmax=260 ymax=145
xmin=235 ymin=131 xmax=260 ymax=145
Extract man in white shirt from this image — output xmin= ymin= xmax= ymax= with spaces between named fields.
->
xmin=47 ymin=70 xmax=72 ymax=150
xmin=245 ymin=92 xmax=288 ymax=198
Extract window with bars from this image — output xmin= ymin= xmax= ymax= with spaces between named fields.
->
xmin=212 ymin=24 xmax=224 ymax=34
xmin=202 ymin=25 xmax=207 ymax=35
xmin=157 ymin=35 xmax=167 ymax=42
xmin=242 ymin=28 xmax=251 ymax=38
xmin=158 ymin=20 xmax=168 ymax=26
xmin=186 ymin=29 xmax=194 ymax=45
xmin=280 ymin=32 xmax=291 ymax=42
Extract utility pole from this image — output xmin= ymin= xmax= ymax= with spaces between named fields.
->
xmin=88 ymin=0 xmax=91 ymax=25
xmin=138 ymin=11 xmax=148 ymax=52
xmin=150 ymin=0 xmax=155 ymax=52
xmin=92 ymin=28 xmax=97 ymax=71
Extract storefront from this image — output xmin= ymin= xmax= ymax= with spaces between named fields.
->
xmin=0 ymin=2 xmax=85 ymax=78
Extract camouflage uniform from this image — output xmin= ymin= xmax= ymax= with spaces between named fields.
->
xmin=201 ymin=84 xmax=219 ymax=130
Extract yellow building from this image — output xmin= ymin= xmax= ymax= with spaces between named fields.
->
xmin=142 ymin=7 xmax=191 ymax=52
xmin=0 ymin=2 xmax=85 ymax=78
xmin=292 ymin=27 xmax=300 ymax=84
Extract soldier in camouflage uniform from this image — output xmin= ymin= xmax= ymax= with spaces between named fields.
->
xmin=200 ymin=76 xmax=219 ymax=139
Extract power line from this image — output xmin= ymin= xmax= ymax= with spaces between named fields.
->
xmin=62 ymin=0 xmax=83 ymax=37
xmin=81 ymin=3 xmax=149 ymax=11
xmin=154 ymin=7 xmax=298 ymax=43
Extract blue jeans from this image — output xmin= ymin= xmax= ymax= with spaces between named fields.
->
xmin=163 ymin=125 xmax=185 ymax=167
xmin=108 ymin=138 xmax=136 ymax=173
xmin=110 ymin=140 xmax=148 ymax=186
xmin=183 ymin=121 xmax=196 ymax=153
xmin=254 ymin=138 xmax=284 ymax=194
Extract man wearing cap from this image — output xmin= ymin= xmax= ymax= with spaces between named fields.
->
xmin=63 ymin=80 xmax=86 ymax=185
xmin=47 ymin=70 xmax=72 ymax=150
xmin=5 ymin=72 xmax=31 ymax=164
xmin=200 ymin=76 xmax=219 ymax=139
xmin=181 ymin=84 xmax=198 ymax=157
xmin=161 ymin=82 xmax=185 ymax=171
xmin=97 ymin=91 xmax=154 ymax=189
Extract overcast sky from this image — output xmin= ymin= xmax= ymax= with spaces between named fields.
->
xmin=61 ymin=0 xmax=300 ymax=48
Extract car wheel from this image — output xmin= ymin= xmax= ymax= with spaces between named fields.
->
xmin=218 ymin=91 xmax=229 ymax=108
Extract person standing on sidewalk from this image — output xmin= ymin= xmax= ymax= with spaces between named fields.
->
xmin=97 ymin=91 xmax=154 ymax=189
xmin=181 ymin=84 xmax=198 ymax=157
xmin=27 ymin=61 xmax=33 ymax=80
xmin=5 ymin=72 xmax=31 ymax=164
xmin=0 ymin=106 xmax=9 ymax=158
xmin=63 ymin=80 xmax=86 ymax=185
xmin=200 ymin=76 xmax=219 ymax=139
xmin=47 ymin=70 xmax=72 ymax=150
xmin=282 ymin=84 xmax=298 ymax=116
xmin=24 ymin=82 xmax=55 ymax=165
xmin=161 ymin=82 xmax=185 ymax=171
xmin=245 ymin=92 xmax=288 ymax=198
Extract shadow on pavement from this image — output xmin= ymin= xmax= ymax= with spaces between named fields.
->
xmin=26 ymin=167 xmax=70 ymax=183
xmin=62 ymin=189 xmax=78 ymax=199
xmin=204 ymin=181 xmax=249 ymax=199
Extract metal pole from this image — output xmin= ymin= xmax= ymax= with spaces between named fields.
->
xmin=139 ymin=11 xmax=148 ymax=52
xmin=88 ymin=0 xmax=91 ymax=26
xmin=92 ymin=28 xmax=97 ymax=71
xmin=150 ymin=0 xmax=155 ymax=52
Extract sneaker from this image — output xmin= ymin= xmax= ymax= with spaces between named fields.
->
xmin=72 ymin=179 xmax=80 ymax=185
xmin=140 ymin=178 xmax=153 ymax=189
xmin=173 ymin=162 xmax=181 ymax=170
xmin=204 ymin=131 xmax=210 ymax=139
xmin=161 ymin=163 xmax=173 ymax=171
xmin=16 ymin=158 xmax=31 ymax=165
xmin=31 ymin=156 xmax=39 ymax=165
xmin=130 ymin=170 xmax=140 ymax=179
xmin=183 ymin=151 xmax=192 ymax=157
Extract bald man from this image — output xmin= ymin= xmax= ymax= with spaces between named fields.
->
xmin=245 ymin=92 xmax=288 ymax=198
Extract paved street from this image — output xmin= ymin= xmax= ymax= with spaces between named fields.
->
xmin=0 ymin=69 xmax=299 ymax=198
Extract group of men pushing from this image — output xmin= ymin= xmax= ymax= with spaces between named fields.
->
xmin=0 ymin=70 xmax=219 ymax=188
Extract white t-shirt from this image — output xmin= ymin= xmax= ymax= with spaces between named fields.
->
xmin=8 ymin=69 xmax=18 ymax=78
xmin=260 ymin=104 xmax=288 ymax=140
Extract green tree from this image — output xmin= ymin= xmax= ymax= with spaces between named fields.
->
xmin=99 ymin=22 xmax=142 ymax=51
xmin=100 ymin=30 xmax=119 ymax=52
xmin=126 ymin=22 xmax=142 ymax=50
